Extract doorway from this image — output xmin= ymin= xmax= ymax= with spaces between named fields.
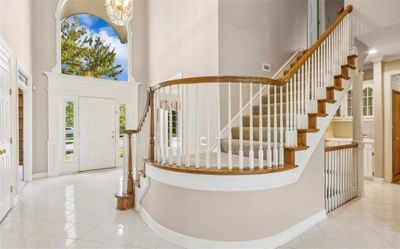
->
xmin=18 ymin=89 xmax=24 ymax=185
xmin=79 ymin=97 xmax=116 ymax=171
xmin=0 ymin=43 xmax=12 ymax=221
xmin=392 ymin=90 xmax=400 ymax=183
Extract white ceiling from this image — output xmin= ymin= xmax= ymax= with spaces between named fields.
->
xmin=62 ymin=0 xmax=128 ymax=43
xmin=357 ymin=22 xmax=400 ymax=64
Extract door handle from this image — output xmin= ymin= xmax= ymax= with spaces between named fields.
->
xmin=0 ymin=149 xmax=4 ymax=155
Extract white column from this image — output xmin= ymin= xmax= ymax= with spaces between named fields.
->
xmin=372 ymin=58 xmax=384 ymax=181
xmin=352 ymin=71 xmax=364 ymax=196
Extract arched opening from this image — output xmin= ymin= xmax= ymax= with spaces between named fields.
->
xmin=61 ymin=14 xmax=128 ymax=81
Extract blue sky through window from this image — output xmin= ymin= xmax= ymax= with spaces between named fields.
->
xmin=65 ymin=14 xmax=128 ymax=81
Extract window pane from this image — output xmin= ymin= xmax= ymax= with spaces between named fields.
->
xmin=119 ymin=104 xmax=126 ymax=158
xmin=363 ymin=106 xmax=367 ymax=116
xmin=65 ymin=102 xmax=74 ymax=163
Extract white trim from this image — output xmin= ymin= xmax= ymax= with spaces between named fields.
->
xmin=373 ymin=177 xmax=385 ymax=184
xmin=46 ymin=72 xmax=139 ymax=177
xmin=383 ymin=69 xmax=400 ymax=183
xmin=32 ymin=172 xmax=48 ymax=180
xmin=16 ymin=60 xmax=33 ymax=183
xmin=53 ymin=0 xmax=136 ymax=82
xmin=139 ymin=206 xmax=326 ymax=249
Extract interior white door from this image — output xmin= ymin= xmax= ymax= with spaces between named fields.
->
xmin=0 ymin=64 xmax=12 ymax=220
xmin=79 ymin=97 xmax=116 ymax=171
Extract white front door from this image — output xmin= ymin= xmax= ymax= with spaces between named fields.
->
xmin=79 ymin=97 xmax=116 ymax=171
xmin=0 ymin=63 xmax=12 ymax=220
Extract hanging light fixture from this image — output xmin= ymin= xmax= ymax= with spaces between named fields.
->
xmin=105 ymin=0 xmax=133 ymax=26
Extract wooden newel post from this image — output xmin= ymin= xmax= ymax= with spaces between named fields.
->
xmin=115 ymin=130 xmax=135 ymax=210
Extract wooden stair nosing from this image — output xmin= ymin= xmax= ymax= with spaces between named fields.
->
xmin=308 ymin=112 xmax=328 ymax=117
xmin=334 ymin=74 xmax=351 ymax=80
xmin=327 ymin=86 xmax=344 ymax=91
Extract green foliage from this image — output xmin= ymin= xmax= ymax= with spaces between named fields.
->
xmin=65 ymin=102 xmax=74 ymax=128
xmin=61 ymin=17 xmax=123 ymax=79
xmin=119 ymin=104 xmax=126 ymax=134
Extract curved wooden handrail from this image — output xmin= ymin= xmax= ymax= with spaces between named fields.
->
xmin=151 ymin=75 xmax=282 ymax=92
xmin=325 ymin=142 xmax=358 ymax=152
xmin=127 ymin=89 xmax=152 ymax=134
xmin=281 ymin=4 xmax=353 ymax=82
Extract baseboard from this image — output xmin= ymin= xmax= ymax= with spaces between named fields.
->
xmin=32 ymin=172 xmax=48 ymax=180
xmin=373 ymin=177 xmax=385 ymax=184
xmin=139 ymin=206 xmax=326 ymax=249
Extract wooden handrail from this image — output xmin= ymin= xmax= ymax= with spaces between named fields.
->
xmin=281 ymin=4 xmax=353 ymax=82
xmin=130 ymin=89 xmax=152 ymax=134
xmin=325 ymin=142 xmax=358 ymax=152
xmin=151 ymin=75 xmax=282 ymax=92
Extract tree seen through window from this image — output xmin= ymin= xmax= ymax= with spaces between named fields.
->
xmin=61 ymin=14 xmax=128 ymax=81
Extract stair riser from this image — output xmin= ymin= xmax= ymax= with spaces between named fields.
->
xmin=253 ymin=104 xmax=288 ymax=115
xmin=220 ymin=142 xmax=280 ymax=159
xmin=243 ymin=116 xmax=287 ymax=127
xmin=231 ymin=128 xmax=283 ymax=141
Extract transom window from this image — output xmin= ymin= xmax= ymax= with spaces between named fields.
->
xmin=61 ymin=14 xmax=128 ymax=81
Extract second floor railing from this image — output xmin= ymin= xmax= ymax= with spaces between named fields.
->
xmin=325 ymin=143 xmax=359 ymax=212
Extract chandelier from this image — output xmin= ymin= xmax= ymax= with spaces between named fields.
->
xmin=105 ymin=0 xmax=133 ymax=26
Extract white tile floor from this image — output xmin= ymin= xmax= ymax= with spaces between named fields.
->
xmin=281 ymin=180 xmax=400 ymax=249
xmin=0 ymin=169 xmax=182 ymax=249
xmin=1 ymin=169 xmax=400 ymax=249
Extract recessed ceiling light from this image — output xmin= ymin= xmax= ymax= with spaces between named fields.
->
xmin=368 ymin=49 xmax=378 ymax=55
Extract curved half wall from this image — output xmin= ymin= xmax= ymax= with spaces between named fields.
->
xmin=139 ymin=140 xmax=326 ymax=248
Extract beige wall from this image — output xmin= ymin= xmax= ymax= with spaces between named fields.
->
xmin=146 ymin=0 xmax=219 ymax=85
xmin=218 ymin=0 xmax=307 ymax=126
xmin=142 ymin=140 xmax=325 ymax=241
xmin=0 ymin=0 xmax=33 ymax=72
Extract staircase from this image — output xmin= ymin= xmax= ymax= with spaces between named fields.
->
xmin=221 ymin=53 xmax=358 ymax=167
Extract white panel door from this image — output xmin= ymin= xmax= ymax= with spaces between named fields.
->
xmin=79 ymin=97 xmax=116 ymax=171
xmin=0 ymin=65 xmax=12 ymax=220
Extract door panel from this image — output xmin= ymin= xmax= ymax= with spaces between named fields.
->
xmin=79 ymin=97 xmax=116 ymax=171
xmin=392 ymin=91 xmax=400 ymax=181
xmin=0 ymin=66 xmax=12 ymax=220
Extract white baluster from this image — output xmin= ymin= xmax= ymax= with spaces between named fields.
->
xmin=169 ymin=86 xmax=173 ymax=165
xmin=285 ymin=81 xmax=290 ymax=146
xmin=297 ymin=72 xmax=300 ymax=128
xmin=279 ymin=85 xmax=284 ymax=165
xmin=293 ymin=73 xmax=297 ymax=146
xmin=258 ymin=83 xmax=264 ymax=169
xmin=177 ymin=85 xmax=181 ymax=166
xmin=239 ymin=82 xmax=244 ymax=169
xmin=206 ymin=85 xmax=210 ymax=169
xmin=217 ymin=84 xmax=222 ymax=170
xmin=228 ymin=82 xmax=232 ymax=170
xmin=273 ymin=85 xmax=278 ymax=167
xmin=161 ymin=88 xmax=166 ymax=164
xmin=249 ymin=83 xmax=254 ymax=170
xmin=185 ymin=85 xmax=190 ymax=167
xmin=266 ymin=85 xmax=272 ymax=168
xmin=155 ymin=91 xmax=160 ymax=163
xmin=195 ymin=85 xmax=200 ymax=168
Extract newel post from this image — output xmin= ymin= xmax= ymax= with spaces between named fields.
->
xmin=149 ymin=90 xmax=155 ymax=162
xmin=115 ymin=130 xmax=135 ymax=210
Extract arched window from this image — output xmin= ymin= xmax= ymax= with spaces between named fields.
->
xmin=61 ymin=14 xmax=128 ymax=81
xmin=363 ymin=87 xmax=373 ymax=116
xmin=347 ymin=90 xmax=352 ymax=117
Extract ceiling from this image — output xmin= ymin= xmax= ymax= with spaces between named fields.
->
xmin=62 ymin=0 xmax=128 ymax=43
xmin=357 ymin=22 xmax=400 ymax=64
